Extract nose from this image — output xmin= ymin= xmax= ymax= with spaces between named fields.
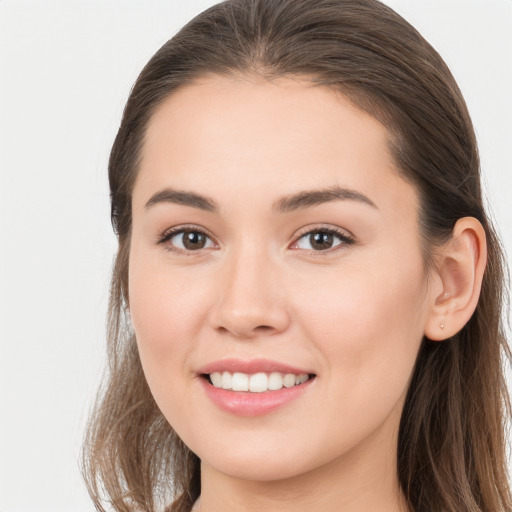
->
xmin=209 ymin=246 xmax=291 ymax=339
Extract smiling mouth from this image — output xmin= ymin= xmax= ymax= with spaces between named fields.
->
xmin=203 ymin=371 xmax=316 ymax=393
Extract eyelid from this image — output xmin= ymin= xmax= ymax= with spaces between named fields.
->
xmin=289 ymin=224 xmax=355 ymax=252
xmin=157 ymin=224 xmax=219 ymax=253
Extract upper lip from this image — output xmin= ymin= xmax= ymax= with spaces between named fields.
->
xmin=197 ymin=358 xmax=314 ymax=375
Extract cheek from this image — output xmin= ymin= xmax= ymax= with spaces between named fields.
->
xmin=286 ymin=260 xmax=428 ymax=457
xmin=291 ymin=255 xmax=428 ymax=384
xmin=127 ymin=249 xmax=211 ymax=422
xmin=128 ymin=251 xmax=211 ymax=357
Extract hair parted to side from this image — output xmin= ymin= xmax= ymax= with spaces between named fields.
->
xmin=81 ymin=1 xmax=511 ymax=511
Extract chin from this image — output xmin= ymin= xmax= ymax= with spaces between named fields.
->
xmin=189 ymin=428 xmax=345 ymax=484
xmin=203 ymin=453 xmax=312 ymax=482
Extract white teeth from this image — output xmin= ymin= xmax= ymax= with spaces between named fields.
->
xmin=210 ymin=372 xmax=222 ymax=388
xmin=221 ymin=372 xmax=232 ymax=390
xmin=283 ymin=374 xmax=296 ymax=388
xmin=249 ymin=373 xmax=268 ymax=393
xmin=209 ymin=371 xmax=311 ymax=392
xmin=297 ymin=374 xmax=308 ymax=385
xmin=232 ymin=372 xmax=249 ymax=391
xmin=268 ymin=372 xmax=283 ymax=390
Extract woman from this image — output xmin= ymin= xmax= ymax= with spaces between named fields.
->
xmin=81 ymin=1 xmax=511 ymax=511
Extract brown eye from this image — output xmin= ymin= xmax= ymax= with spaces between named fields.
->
xmin=293 ymin=228 xmax=354 ymax=252
xmin=167 ymin=229 xmax=215 ymax=251
xmin=309 ymin=232 xmax=334 ymax=250
xmin=182 ymin=230 xmax=207 ymax=250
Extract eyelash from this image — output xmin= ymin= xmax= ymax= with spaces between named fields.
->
xmin=291 ymin=225 xmax=355 ymax=253
xmin=157 ymin=224 xmax=355 ymax=255
xmin=158 ymin=225 xmax=217 ymax=255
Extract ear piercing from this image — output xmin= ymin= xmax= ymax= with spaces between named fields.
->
xmin=436 ymin=292 xmax=448 ymax=331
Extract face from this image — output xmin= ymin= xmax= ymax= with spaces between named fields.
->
xmin=129 ymin=75 xmax=434 ymax=483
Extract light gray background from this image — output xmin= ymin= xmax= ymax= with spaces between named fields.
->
xmin=0 ymin=1 xmax=510 ymax=511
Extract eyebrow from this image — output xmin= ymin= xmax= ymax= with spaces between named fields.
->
xmin=274 ymin=186 xmax=378 ymax=212
xmin=145 ymin=188 xmax=217 ymax=212
xmin=144 ymin=185 xmax=377 ymax=213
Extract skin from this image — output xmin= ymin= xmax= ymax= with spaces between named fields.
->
xmin=128 ymin=75 xmax=449 ymax=512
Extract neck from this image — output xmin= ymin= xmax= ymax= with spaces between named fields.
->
xmin=196 ymin=418 xmax=409 ymax=512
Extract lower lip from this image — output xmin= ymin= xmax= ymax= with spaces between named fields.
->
xmin=200 ymin=377 xmax=314 ymax=417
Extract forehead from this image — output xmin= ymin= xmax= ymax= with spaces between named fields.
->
xmin=135 ymin=75 xmax=418 ymax=218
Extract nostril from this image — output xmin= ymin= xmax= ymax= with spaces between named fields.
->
xmin=210 ymin=290 xmax=292 ymax=337
xmin=215 ymin=324 xmax=276 ymax=338
xmin=254 ymin=325 xmax=274 ymax=332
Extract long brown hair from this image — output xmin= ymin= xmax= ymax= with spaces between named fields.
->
xmin=81 ymin=1 xmax=511 ymax=511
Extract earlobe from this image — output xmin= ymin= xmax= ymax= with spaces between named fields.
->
xmin=424 ymin=217 xmax=487 ymax=341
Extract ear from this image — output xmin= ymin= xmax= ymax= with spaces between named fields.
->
xmin=424 ymin=217 xmax=487 ymax=341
